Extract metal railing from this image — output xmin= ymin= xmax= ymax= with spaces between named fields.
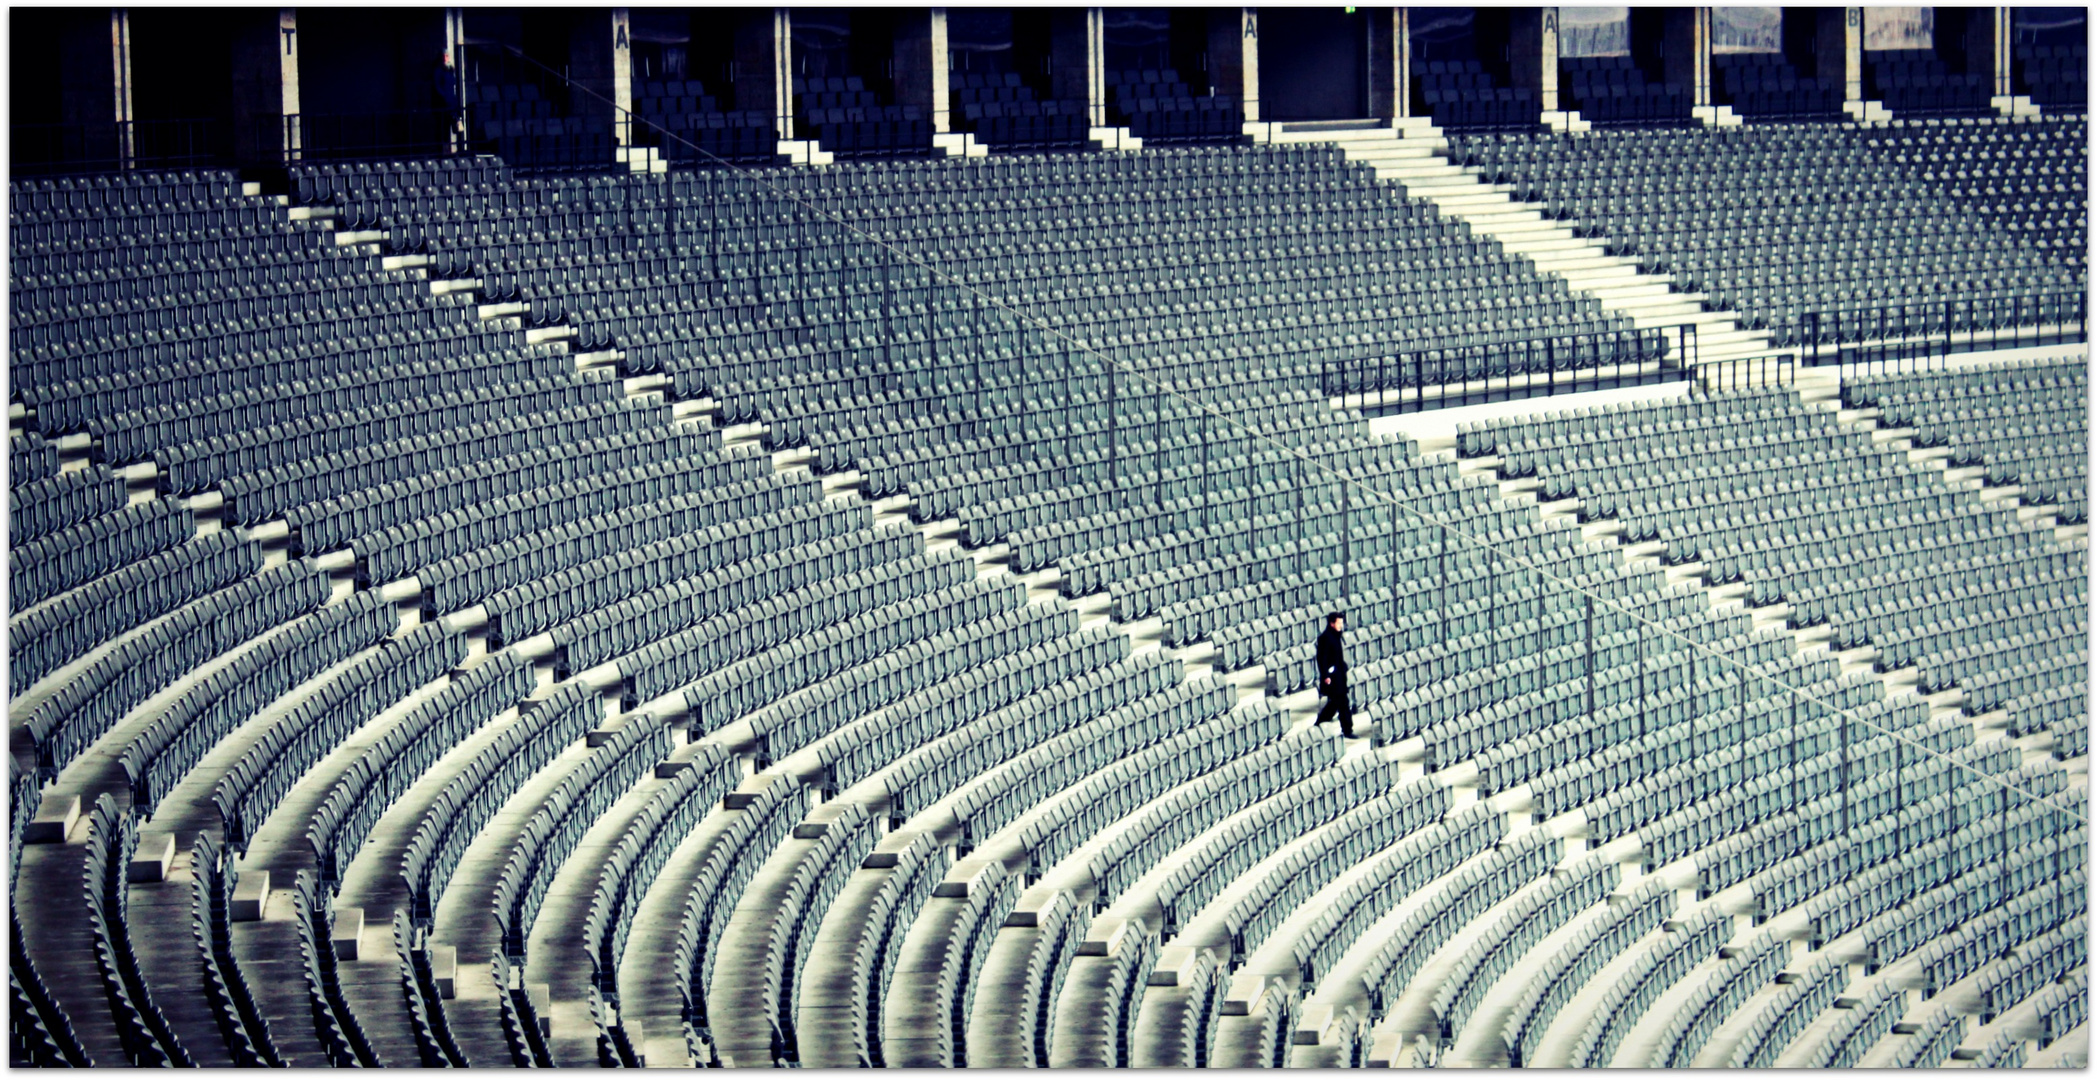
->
xmin=1321 ymin=324 xmax=1694 ymax=414
xmin=1693 ymin=351 xmax=1796 ymax=397
xmin=1800 ymin=292 xmax=2089 ymax=375
xmin=278 ymin=110 xmax=466 ymax=165
xmin=9 ymin=118 xmax=225 ymax=175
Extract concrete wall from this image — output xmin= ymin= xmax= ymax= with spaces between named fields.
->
xmin=1259 ymin=7 xmax=1366 ymax=121
xmin=1206 ymin=8 xmax=1258 ymax=122
xmin=298 ymin=8 xmax=448 ymax=118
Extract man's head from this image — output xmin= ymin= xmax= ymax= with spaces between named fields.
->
xmin=1326 ymin=612 xmax=1344 ymax=632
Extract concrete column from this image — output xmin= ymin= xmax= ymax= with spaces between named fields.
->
xmin=1508 ymin=8 xmax=1559 ymax=114
xmin=1990 ymin=7 xmax=2011 ymax=98
xmin=279 ymin=9 xmax=300 ymax=158
xmin=1935 ymin=7 xmax=2011 ymax=96
xmin=566 ymin=10 xmax=617 ymax=135
xmin=1660 ymin=8 xmax=1711 ymax=108
xmin=730 ymin=9 xmax=790 ymax=137
xmin=230 ymin=8 xmax=293 ymax=164
xmin=611 ymin=8 xmax=632 ymax=143
xmin=1088 ymin=8 xmax=1105 ymax=126
xmin=892 ymin=8 xmax=948 ymax=134
xmin=773 ymin=8 xmax=793 ymax=141
xmin=443 ymin=8 xmax=465 ymax=150
xmin=1815 ymin=6 xmax=1862 ymax=104
xmin=1367 ymin=7 xmax=1409 ymax=120
xmin=111 ymin=9 xmax=134 ymax=165
xmin=1047 ymin=9 xmax=1103 ymax=126
xmin=1207 ymin=7 xmax=1259 ymax=123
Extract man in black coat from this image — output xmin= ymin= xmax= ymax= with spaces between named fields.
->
xmin=1314 ymin=611 xmax=1354 ymax=737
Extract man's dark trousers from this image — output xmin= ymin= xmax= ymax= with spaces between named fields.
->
xmin=1316 ymin=676 xmax=1354 ymax=737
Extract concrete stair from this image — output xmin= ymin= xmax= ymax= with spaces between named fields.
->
xmin=774 ymin=139 xmax=835 ymax=166
xmin=932 ymin=131 xmax=992 ymax=158
xmin=1992 ymin=95 xmax=2043 ymax=119
xmin=1690 ymin=104 xmax=1746 ymax=128
xmin=1258 ymin=118 xmax=1783 ymax=367
xmin=1843 ymin=99 xmax=1894 ymax=123
xmin=1088 ymin=126 xmax=1143 ymax=152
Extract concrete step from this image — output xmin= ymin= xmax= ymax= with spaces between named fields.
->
xmin=1415 ymin=189 xmax=1522 ymax=212
xmin=1527 ymin=253 xmax=1642 ymax=276
xmin=1447 ymin=206 xmax=1546 ymax=229
xmin=1378 ymin=166 xmax=1488 ymax=186
xmin=1338 ymin=139 xmax=1443 ymax=158
xmin=1466 ymin=218 xmax=1574 ymax=240
xmin=1581 ymin=280 xmax=1680 ymax=304
xmin=1620 ymin=303 xmax=1723 ymax=328
xmin=1621 ymin=307 xmax=1739 ymax=330
xmin=1492 ymin=235 xmax=1600 ymax=255
xmin=1695 ymin=327 xmax=1771 ymax=347
xmin=1265 ymin=125 xmax=1407 ymax=144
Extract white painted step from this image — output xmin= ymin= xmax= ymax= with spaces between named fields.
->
xmin=1337 ymin=139 xmax=1444 ymax=158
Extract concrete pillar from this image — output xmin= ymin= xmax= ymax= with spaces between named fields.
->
xmin=230 ymin=8 xmax=294 ymax=164
xmin=1661 ymin=8 xmax=1711 ymax=108
xmin=1507 ymin=8 xmax=1559 ymax=114
xmin=1367 ymin=7 xmax=1409 ymax=120
xmin=892 ymin=8 xmax=948 ymax=134
xmin=443 ymin=8 xmax=465 ymax=150
xmin=1047 ymin=9 xmax=1103 ymax=126
xmin=1989 ymin=7 xmax=2011 ymax=98
xmin=566 ymin=10 xmax=617 ymax=135
xmin=611 ymin=8 xmax=633 ymax=143
xmin=1935 ymin=7 xmax=2010 ymax=96
xmin=1087 ymin=8 xmax=1105 ymax=126
xmin=1816 ymin=7 xmax=1862 ymax=104
xmin=110 ymin=9 xmax=134 ymax=165
xmin=730 ymin=10 xmax=790 ymax=137
xmin=279 ymin=10 xmax=301 ymax=159
xmin=1207 ymin=7 xmax=1259 ymax=123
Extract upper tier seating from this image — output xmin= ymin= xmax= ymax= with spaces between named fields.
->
xmin=468 ymin=82 xmax=615 ymax=171
xmin=791 ymin=75 xmax=937 ymax=160
xmin=2017 ymin=43 xmax=2089 ymax=109
xmin=1713 ymin=52 xmax=1844 ymax=119
xmin=1105 ymin=69 xmax=1243 ymax=145
xmin=1560 ymin=55 xmax=1692 ymax=126
xmin=951 ymin=71 xmax=1090 ymax=151
xmin=1448 ymin=117 xmax=2087 ymax=348
xmin=1412 ymin=58 xmax=1538 ymax=131
xmin=291 ymin=146 xmax=1641 ymax=407
xmin=630 ymin=78 xmax=780 ymax=166
xmin=1866 ymin=48 xmax=1994 ymax=116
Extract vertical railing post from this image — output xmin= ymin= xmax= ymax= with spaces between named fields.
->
xmin=1390 ymin=495 xmax=1400 ymax=623
xmin=1201 ymin=410 xmax=1214 ymax=533
xmin=1153 ymin=390 xmax=1166 ymax=508
xmin=1436 ymin=524 xmax=1449 ymax=643
xmin=1340 ymin=480 xmax=1352 ymax=602
xmin=1583 ymin=595 xmax=1595 ymax=726
xmin=1061 ymin=346 xmax=1074 ymax=462
xmin=1106 ymin=363 xmax=1119 ymax=491
xmin=1838 ymin=711 xmax=1851 ymax=834
xmin=1636 ymin=617 xmax=1647 ymax=736
xmin=1788 ymin=693 xmax=1799 ymax=811
xmin=1296 ymin=455 xmax=1311 ymax=578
